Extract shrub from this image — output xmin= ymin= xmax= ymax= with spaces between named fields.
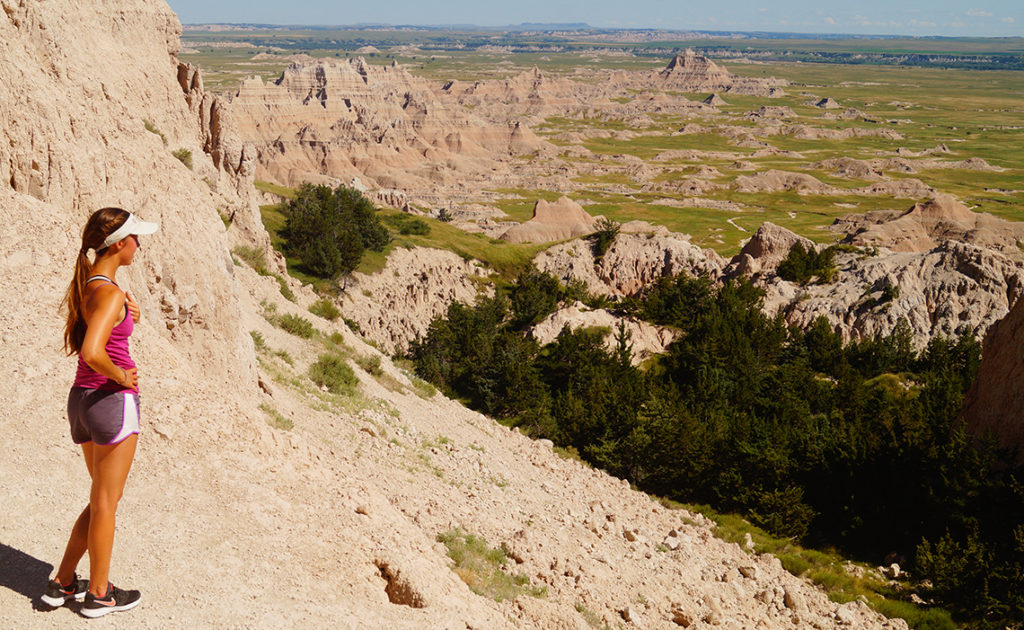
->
xmin=280 ymin=183 xmax=389 ymax=278
xmin=355 ymin=354 xmax=383 ymax=376
xmin=309 ymin=298 xmax=341 ymax=321
xmin=309 ymin=354 xmax=357 ymax=393
xmin=588 ymin=218 xmax=620 ymax=259
xmin=143 ymin=119 xmax=167 ymax=145
xmin=382 ymin=213 xmax=431 ymax=236
xmin=172 ymin=148 xmax=192 ymax=170
xmin=277 ymin=313 xmax=315 ymax=339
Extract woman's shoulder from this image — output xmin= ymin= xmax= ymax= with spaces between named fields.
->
xmin=85 ymin=281 xmax=125 ymax=311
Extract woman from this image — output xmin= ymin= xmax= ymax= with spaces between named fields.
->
xmin=42 ymin=208 xmax=157 ymax=618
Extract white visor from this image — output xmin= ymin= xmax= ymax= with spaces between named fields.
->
xmin=101 ymin=213 xmax=159 ymax=249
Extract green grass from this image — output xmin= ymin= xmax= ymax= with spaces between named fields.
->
xmin=259 ymin=402 xmax=293 ymax=430
xmin=277 ymin=313 xmax=315 ymax=339
xmin=437 ymin=529 xmax=546 ymax=602
xmin=308 ymin=298 xmax=341 ymax=321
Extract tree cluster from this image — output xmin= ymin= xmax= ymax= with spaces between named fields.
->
xmin=408 ymin=269 xmax=1024 ymax=627
xmin=279 ymin=184 xmax=389 ymax=278
xmin=776 ymin=242 xmax=837 ymax=284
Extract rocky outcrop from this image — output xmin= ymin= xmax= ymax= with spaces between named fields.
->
xmin=0 ymin=0 xmax=257 ymax=385
xmin=643 ymin=50 xmax=788 ymax=96
xmin=961 ymin=295 xmax=1024 ymax=458
xmin=531 ymin=302 xmax=677 ymax=365
xmin=726 ymin=222 xmax=818 ymax=277
xmin=833 ymin=195 xmax=1024 ymax=254
xmin=340 ymin=247 xmax=492 ymax=353
xmin=535 ymin=232 xmax=726 ymax=297
xmin=230 ymin=58 xmax=553 ymax=193
xmin=766 ymin=241 xmax=1024 ymax=347
xmin=499 ymin=196 xmax=598 ymax=244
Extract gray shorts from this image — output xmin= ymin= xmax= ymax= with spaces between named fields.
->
xmin=67 ymin=387 xmax=141 ymax=445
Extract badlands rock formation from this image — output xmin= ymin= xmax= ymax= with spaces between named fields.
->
xmin=532 ymin=302 xmax=677 ymax=365
xmin=231 ymin=58 xmax=552 ymax=194
xmin=4 ymin=2 xmax=910 ymax=628
xmin=832 ymin=195 xmax=1024 ymax=254
xmin=749 ymin=199 xmax=1024 ymax=346
xmin=535 ymin=232 xmax=726 ymax=297
xmin=637 ymin=50 xmax=788 ymax=96
xmin=961 ymin=293 xmax=1024 ymax=457
xmin=532 ymin=197 xmax=1023 ymax=348
xmin=499 ymin=196 xmax=598 ymax=243
xmin=340 ymin=247 xmax=492 ymax=354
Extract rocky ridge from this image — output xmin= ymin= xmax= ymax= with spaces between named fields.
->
xmin=230 ymin=58 xmax=553 ymax=195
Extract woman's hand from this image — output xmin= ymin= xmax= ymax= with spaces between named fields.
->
xmin=126 ymin=291 xmax=140 ymax=323
xmin=120 ymin=367 xmax=139 ymax=390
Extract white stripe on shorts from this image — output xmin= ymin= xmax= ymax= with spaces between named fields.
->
xmin=109 ymin=393 xmax=140 ymax=445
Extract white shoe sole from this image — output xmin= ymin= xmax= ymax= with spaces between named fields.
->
xmin=40 ymin=592 xmax=84 ymax=607
xmin=80 ymin=595 xmax=141 ymax=618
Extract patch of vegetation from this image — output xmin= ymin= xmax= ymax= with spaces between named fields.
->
xmin=143 ymin=119 xmax=167 ymax=145
xmin=277 ymin=313 xmax=315 ymax=339
xmin=171 ymin=148 xmax=192 ymax=169
xmin=280 ymin=183 xmax=390 ymax=278
xmin=675 ymin=501 xmax=956 ymax=630
xmin=309 ymin=298 xmax=341 ymax=321
xmin=355 ymin=354 xmax=383 ymax=376
xmin=259 ymin=402 xmax=294 ymax=430
xmin=381 ymin=212 xmax=431 ymax=236
xmin=588 ymin=218 xmax=620 ymax=260
xmin=777 ymin=242 xmax=838 ymax=285
xmin=232 ymin=246 xmax=294 ymax=301
xmin=250 ymin=330 xmax=267 ymax=352
xmin=438 ymin=529 xmax=546 ymax=602
xmin=308 ymin=353 xmax=358 ymax=394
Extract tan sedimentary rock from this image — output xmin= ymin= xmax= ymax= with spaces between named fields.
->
xmin=499 ymin=196 xmax=599 ymax=243
xmin=639 ymin=50 xmax=788 ymax=96
xmin=535 ymin=232 xmax=725 ymax=297
xmin=832 ymin=195 xmax=1024 ymax=254
xmin=723 ymin=211 xmax=1024 ymax=347
xmin=532 ymin=302 xmax=677 ymax=365
xmin=961 ymin=295 xmax=1024 ymax=457
xmin=726 ymin=222 xmax=818 ymax=277
xmin=230 ymin=58 xmax=552 ymax=192
xmin=339 ymin=247 xmax=492 ymax=354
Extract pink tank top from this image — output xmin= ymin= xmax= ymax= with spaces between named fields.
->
xmin=73 ymin=276 xmax=138 ymax=393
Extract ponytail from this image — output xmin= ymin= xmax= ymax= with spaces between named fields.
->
xmin=61 ymin=208 xmax=130 ymax=355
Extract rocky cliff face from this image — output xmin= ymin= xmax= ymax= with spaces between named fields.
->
xmin=230 ymin=59 xmax=552 ymax=197
xmin=0 ymin=0 xmax=258 ymax=386
xmin=339 ymin=247 xmax=492 ymax=354
xmin=961 ymin=295 xmax=1024 ymax=457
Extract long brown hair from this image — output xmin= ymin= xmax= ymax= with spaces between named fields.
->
xmin=62 ymin=208 xmax=130 ymax=355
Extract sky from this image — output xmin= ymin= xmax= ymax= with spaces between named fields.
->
xmin=166 ymin=0 xmax=1023 ymax=37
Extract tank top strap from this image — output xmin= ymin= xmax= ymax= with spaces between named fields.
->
xmin=85 ymin=274 xmax=117 ymax=286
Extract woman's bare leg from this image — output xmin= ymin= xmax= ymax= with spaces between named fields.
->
xmin=54 ymin=442 xmax=97 ymax=585
xmin=85 ymin=434 xmax=138 ymax=595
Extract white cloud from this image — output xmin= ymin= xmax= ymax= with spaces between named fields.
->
xmin=1001 ymin=16 xmax=1015 ymax=23
xmin=824 ymin=16 xmax=836 ymax=25
xmin=966 ymin=9 xmax=993 ymax=17
xmin=950 ymin=19 xmax=966 ymax=27
xmin=909 ymin=19 xmax=937 ymax=28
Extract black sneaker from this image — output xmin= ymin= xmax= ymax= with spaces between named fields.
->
xmin=80 ymin=583 xmax=141 ymax=618
xmin=40 ymin=573 xmax=88 ymax=607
